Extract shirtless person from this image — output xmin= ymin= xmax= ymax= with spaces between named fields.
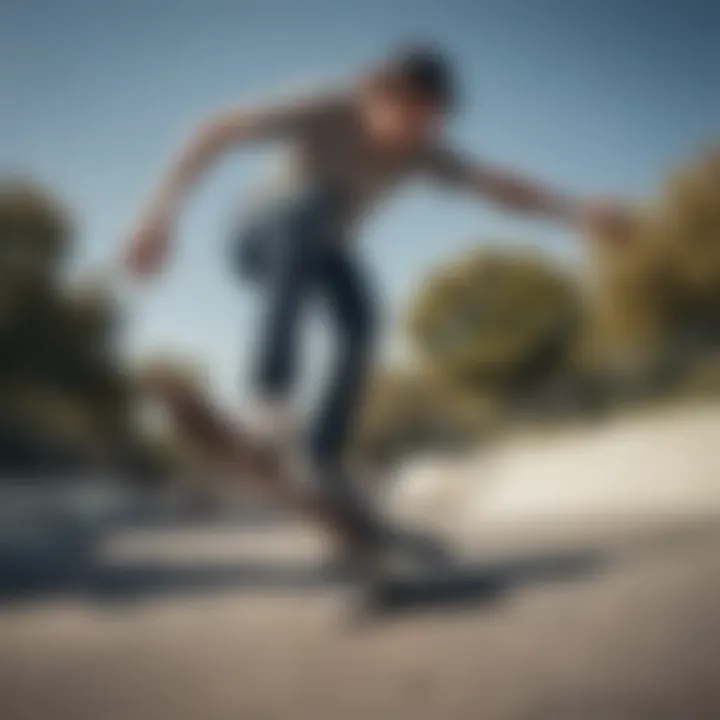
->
xmin=124 ymin=44 xmax=627 ymax=564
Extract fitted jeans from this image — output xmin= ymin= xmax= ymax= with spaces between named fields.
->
xmin=234 ymin=187 xmax=376 ymax=479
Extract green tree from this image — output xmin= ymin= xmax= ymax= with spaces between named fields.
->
xmin=0 ymin=181 xmax=131 ymax=475
xmin=408 ymin=247 xmax=579 ymax=395
xmin=583 ymin=146 xmax=720 ymax=380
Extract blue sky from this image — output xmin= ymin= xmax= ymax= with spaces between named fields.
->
xmin=2 ymin=0 xmax=719 ymax=405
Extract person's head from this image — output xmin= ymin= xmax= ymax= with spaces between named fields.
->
xmin=359 ymin=44 xmax=458 ymax=149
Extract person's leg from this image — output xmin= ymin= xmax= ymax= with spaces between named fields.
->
xmin=309 ymin=249 xmax=450 ymax=567
xmin=252 ymin=201 xmax=319 ymax=399
xmin=310 ymin=247 xmax=377 ymax=472
xmin=305 ymin=247 xmax=384 ymax=546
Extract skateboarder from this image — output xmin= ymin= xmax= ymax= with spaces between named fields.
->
xmin=123 ymin=43 xmax=628 ymax=563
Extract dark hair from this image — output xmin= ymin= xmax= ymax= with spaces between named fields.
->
xmin=381 ymin=43 xmax=458 ymax=111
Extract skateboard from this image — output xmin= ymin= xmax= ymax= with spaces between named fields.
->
xmin=141 ymin=371 xmax=371 ymax=546
xmin=141 ymin=371 xmax=454 ymax=604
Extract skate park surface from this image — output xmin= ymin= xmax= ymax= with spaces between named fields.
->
xmin=1 ymin=403 xmax=719 ymax=720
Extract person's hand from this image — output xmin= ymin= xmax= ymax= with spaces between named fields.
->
xmin=578 ymin=199 xmax=636 ymax=245
xmin=124 ymin=212 xmax=172 ymax=278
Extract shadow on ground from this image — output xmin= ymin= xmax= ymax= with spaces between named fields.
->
xmin=3 ymin=517 xmax=719 ymax=616
xmin=361 ymin=552 xmax=602 ymax=617
xmin=0 ymin=523 xmax=603 ymax=613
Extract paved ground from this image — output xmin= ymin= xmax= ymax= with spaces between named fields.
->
xmin=1 ymin=514 xmax=719 ymax=720
xmin=2 ymin=405 xmax=720 ymax=719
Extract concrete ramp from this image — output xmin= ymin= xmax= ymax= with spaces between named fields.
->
xmin=387 ymin=403 xmax=720 ymax=550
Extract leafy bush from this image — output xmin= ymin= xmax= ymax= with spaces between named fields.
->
xmin=408 ymin=248 xmax=579 ymax=394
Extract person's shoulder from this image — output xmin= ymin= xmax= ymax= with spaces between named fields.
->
xmin=240 ymin=81 xmax=352 ymax=137
xmin=263 ymin=80 xmax=353 ymax=117
xmin=414 ymin=141 xmax=457 ymax=168
xmin=422 ymin=141 xmax=465 ymax=161
xmin=414 ymin=142 xmax=476 ymax=183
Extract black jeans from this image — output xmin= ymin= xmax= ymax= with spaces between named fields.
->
xmin=234 ymin=187 xmax=376 ymax=475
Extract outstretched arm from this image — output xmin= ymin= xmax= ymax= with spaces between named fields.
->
xmin=463 ymin=163 xmax=580 ymax=223
xmin=144 ymin=110 xmax=275 ymax=222
xmin=424 ymin=147 xmax=629 ymax=236
xmin=124 ymin=94 xmax=335 ymax=276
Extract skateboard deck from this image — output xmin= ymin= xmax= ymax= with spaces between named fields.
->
xmin=141 ymin=372 xmax=366 ymax=547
